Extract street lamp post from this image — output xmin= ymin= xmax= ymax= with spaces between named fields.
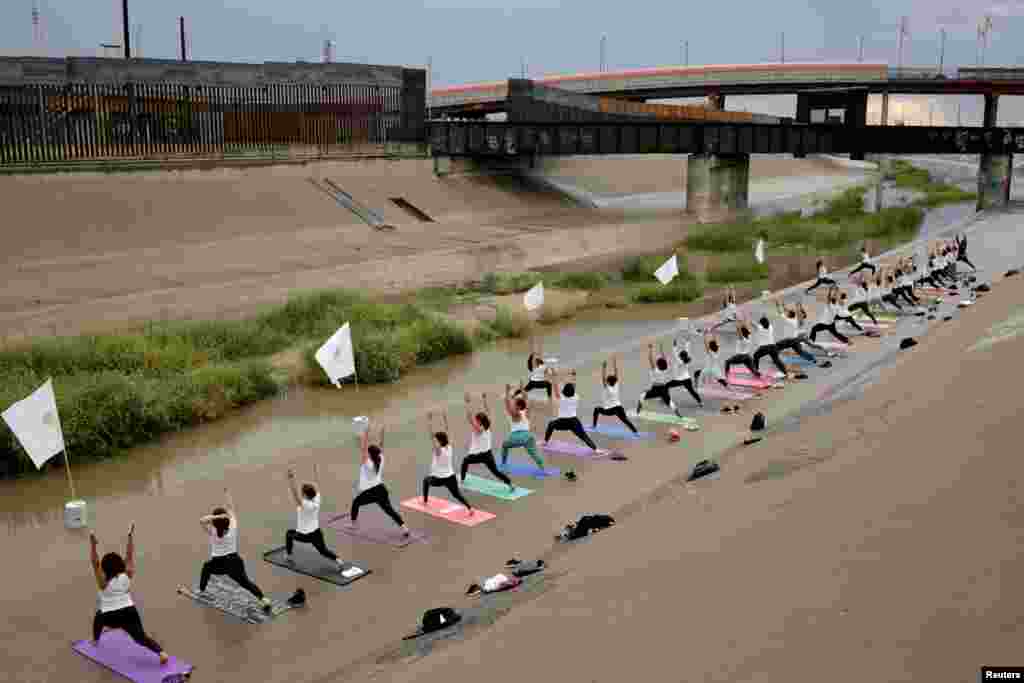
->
xmin=858 ymin=35 xmax=864 ymax=62
xmin=938 ymin=28 xmax=946 ymax=75
xmin=780 ymin=32 xmax=785 ymax=63
xmin=600 ymin=34 xmax=607 ymax=72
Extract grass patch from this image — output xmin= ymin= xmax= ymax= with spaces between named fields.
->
xmin=889 ymin=159 xmax=977 ymax=207
xmin=478 ymin=272 xmax=542 ymax=295
xmin=630 ymin=278 xmax=704 ymax=304
xmin=705 ymin=254 xmax=771 ymax=283
xmin=549 ymin=271 xmax=611 ymax=291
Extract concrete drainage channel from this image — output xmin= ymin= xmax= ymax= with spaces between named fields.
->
xmin=389 ymin=197 xmax=435 ymax=222
xmin=308 ymin=177 xmax=395 ymax=231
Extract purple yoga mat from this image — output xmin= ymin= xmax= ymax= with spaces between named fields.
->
xmin=325 ymin=508 xmax=428 ymax=548
xmin=72 ymin=630 xmax=192 ymax=683
xmin=541 ymin=440 xmax=610 ymax=458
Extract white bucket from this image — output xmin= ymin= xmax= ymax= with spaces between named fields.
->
xmin=352 ymin=416 xmax=369 ymax=434
xmin=64 ymin=500 xmax=87 ymax=529
xmin=762 ymin=290 xmax=771 ymax=299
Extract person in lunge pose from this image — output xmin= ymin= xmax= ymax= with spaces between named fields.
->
xmin=284 ymin=464 xmax=346 ymax=572
xmin=637 ymin=342 xmax=682 ymax=417
xmin=711 ymin=286 xmax=740 ymax=331
xmin=501 ymin=383 xmax=546 ymax=469
xmin=544 ymin=368 xmax=600 ymax=452
xmin=808 ymin=295 xmax=851 ymax=345
xmin=849 ymin=242 xmax=877 ymax=278
xmin=90 ymin=526 xmax=171 ymax=665
xmin=348 ymin=420 xmax=411 ymax=537
xmin=523 ymin=340 xmax=552 ymax=401
xmin=723 ymin=315 xmax=761 ymax=378
xmin=957 ymin=233 xmax=976 ymax=271
xmin=423 ymin=411 xmax=473 ymax=514
xmin=848 ymin=278 xmax=879 ymax=325
xmin=198 ymin=488 xmax=273 ymax=611
xmin=830 ymin=287 xmax=864 ymax=333
xmin=806 ymin=259 xmax=837 ymax=293
xmin=666 ymin=336 xmax=703 ymax=407
xmin=460 ymin=392 xmax=514 ymax=491
xmin=774 ymin=301 xmax=817 ymax=362
xmin=701 ymin=330 xmax=730 ymax=388
xmin=795 ymin=302 xmax=835 ymax=354
xmin=592 ymin=356 xmax=641 ymax=433
xmin=751 ymin=311 xmax=789 ymax=377
xmin=879 ymin=269 xmax=905 ymax=312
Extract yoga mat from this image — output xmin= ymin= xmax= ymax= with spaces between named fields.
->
xmin=631 ymin=411 xmax=700 ymax=429
xmin=500 ymin=460 xmax=561 ymax=479
xmin=730 ymin=366 xmax=785 ymax=379
xmin=815 ymin=340 xmax=852 ymax=351
xmin=326 ymin=509 xmax=429 ymax=548
xmin=586 ymin=424 xmax=655 ymax=440
xmin=461 ymin=473 xmax=533 ymax=500
xmin=262 ymin=546 xmax=371 ymax=586
xmin=400 ymin=497 xmax=496 ymax=527
xmin=727 ymin=374 xmax=774 ymax=389
xmin=177 ymin=577 xmax=293 ymax=625
xmin=72 ymin=630 xmax=193 ymax=683
xmin=542 ymin=440 xmax=610 ymax=458
xmin=698 ymin=385 xmax=754 ymax=401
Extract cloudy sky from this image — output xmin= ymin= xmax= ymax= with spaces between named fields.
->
xmin=3 ymin=0 xmax=1024 ymax=124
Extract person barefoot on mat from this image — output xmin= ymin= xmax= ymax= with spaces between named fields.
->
xmin=523 ymin=340 xmax=552 ymax=402
xmin=711 ymin=287 xmax=739 ymax=332
xmin=795 ymin=302 xmax=835 ymax=354
xmin=593 ymin=356 xmax=640 ymax=433
xmin=666 ymin=337 xmax=703 ymax=407
xmin=637 ymin=342 xmax=682 ymax=417
xmin=90 ymin=526 xmax=171 ymax=665
xmin=284 ymin=464 xmax=346 ymax=572
xmin=349 ymin=420 xmax=411 ymax=537
xmin=774 ymin=301 xmax=817 ymax=362
xmin=723 ymin=315 xmax=762 ymax=379
xmin=880 ymin=269 xmax=905 ymax=312
xmin=957 ymin=233 xmax=976 ymax=271
xmin=500 ymin=384 xmax=546 ymax=470
xmin=808 ymin=295 xmax=851 ymax=345
xmin=461 ymin=392 xmax=515 ymax=492
xmin=849 ymin=242 xmax=877 ymax=278
xmin=198 ymin=488 xmax=273 ymax=611
xmin=806 ymin=259 xmax=837 ymax=293
xmin=544 ymin=367 xmax=600 ymax=452
xmin=423 ymin=411 xmax=474 ymax=515
xmin=751 ymin=311 xmax=789 ymax=378
xmin=848 ymin=278 xmax=879 ymax=325
xmin=831 ymin=288 xmax=864 ymax=333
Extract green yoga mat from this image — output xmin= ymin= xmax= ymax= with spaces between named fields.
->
xmin=461 ymin=474 xmax=533 ymax=500
xmin=630 ymin=411 xmax=700 ymax=429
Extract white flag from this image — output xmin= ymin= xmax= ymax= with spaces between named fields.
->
xmin=524 ymin=282 xmax=545 ymax=311
xmin=755 ymin=238 xmax=765 ymax=264
xmin=2 ymin=378 xmax=66 ymax=470
xmin=314 ymin=323 xmax=356 ymax=388
xmin=654 ymin=254 xmax=678 ymax=285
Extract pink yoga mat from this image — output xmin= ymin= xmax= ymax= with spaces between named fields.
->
xmin=72 ymin=630 xmax=192 ymax=683
xmin=815 ymin=340 xmax=851 ymax=351
xmin=542 ymin=440 xmax=610 ymax=458
xmin=400 ymin=497 xmax=496 ymax=527
xmin=730 ymin=366 xmax=785 ymax=380
xmin=699 ymin=385 xmax=754 ymax=401
xmin=727 ymin=373 xmax=773 ymax=389
xmin=326 ymin=509 xmax=429 ymax=547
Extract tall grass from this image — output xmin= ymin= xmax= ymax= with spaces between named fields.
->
xmin=889 ymin=159 xmax=977 ymax=207
xmin=705 ymin=254 xmax=771 ymax=283
xmin=630 ymin=279 xmax=704 ymax=304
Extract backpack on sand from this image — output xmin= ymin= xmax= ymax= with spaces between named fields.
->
xmin=420 ymin=607 xmax=461 ymax=634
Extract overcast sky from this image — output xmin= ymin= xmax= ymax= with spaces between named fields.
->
xmin=3 ymin=0 xmax=1024 ymax=124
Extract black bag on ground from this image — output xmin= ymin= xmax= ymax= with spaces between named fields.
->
xmin=977 ymin=283 xmax=992 ymax=292
xmin=420 ymin=607 xmax=461 ymax=634
xmin=899 ymin=337 xmax=917 ymax=350
xmin=511 ymin=560 xmax=546 ymax=577
xmin=287 ymin=588 xmax=306 ymax=606
xmin=563 ymin=514 xmax=615 ymax=540
xmin=687 ymin=459 xmax=720 ymax=481
xmin=750 ymin=412 xmax=766 ymax=432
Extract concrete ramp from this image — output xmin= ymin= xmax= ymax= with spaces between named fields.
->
xmin=309 ymin=178 xmax=394 ymax=231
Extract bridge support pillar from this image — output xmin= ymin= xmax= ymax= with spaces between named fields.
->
xmin=686 ymin=153 xmax=750 ymax=223
xmin=977 ymin=95 xmax=1011 ymax=210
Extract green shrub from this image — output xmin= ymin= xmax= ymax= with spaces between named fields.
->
xmin=550 ymin=271 xmax=610 ymax=291
xmin=683 ymin=222 xmax=758 ymax=252
xmin=478 ymin=272 xmax=542 ymax=295
xmin=705 ymin=256 xmax=771 ymax=283
xmin=489 ymin=305 xmax=531 ymax=339
xmin=622 ymin=253 xmax=697 ymax=282
xmin=631 ymin=279 xmax=703 ymax=303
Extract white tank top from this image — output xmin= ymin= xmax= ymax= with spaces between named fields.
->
xmin=650 ymin=367 xmax=669 ymax=385
xmin=529 ymin=362 xmax=546 ymax=383
xmin=430 ymin=445 xmax=455 ymax=478
xmin=209 ymin=518 xmax=239 ymax=558
xmin=672 ymin=353 xmax=690 ymax=381
xmin=509 ymin=411 xmax=530 ymax=433
xmin=735 ymin=334 xmax=753 ymax=355
xmin=602 ymin=383 xmax=621 ymax=409
xmin=780 ymin=316 xmax=799 ymax=338
xmin=756 ymin=323 xmax=774 ymax=347
xmin=296 ymin=494 xmax=321 ymax=534
xmin=98 ymin=573 xmax=134 ymax=613
xmin=861 ymin=251 xmax=871 ymax=264
xmin=818 ymin=264 xmax=828 ymax=278
xmin=707 ymin=348 xmax=724 ymax=377
xmin=468 ymin=428 xmax=492 ymax=455
xmin=358 ymin=458 xmax=383 ymax=491
xmin=557 ymin=394 xmax=579 ymax=419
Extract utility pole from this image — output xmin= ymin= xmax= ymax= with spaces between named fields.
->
xmin=179 ymin=16 xmax=186 ymax=61
xmin=122 ymin=0 xmax=131 ymax=59
xmin=858 ymin=35 xmax=864 ymax=62
xmin=938 ymin=28 xmax=946 ymax=74
xmin=896 ymin=16 xmax=908 ymax=70
xmin=957 ymin=102 xmax=961 ymax=126
xmin=685 ymin=40 xmax=689 ymax=66
xmin=780 ymin=32 xmax=785 ymax=63
xmin=600 ymin=34 xmax=607 ymax=72
xmin=978 ymin=15 xmax=993 ymax=67
xmin=521 ymin=56 xmax=526 ymax=78
xmin=427 ymin=56 xmax=432 ymax=121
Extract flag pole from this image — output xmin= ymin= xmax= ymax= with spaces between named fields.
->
xmin=56 ymin=422 xmax=77 ymax=501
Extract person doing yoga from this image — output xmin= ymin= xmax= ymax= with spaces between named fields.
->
xmin=198 ymin=488 xmax=272 ymax=611
xmin=808 ymin=295 xmax=851 ymax=345
xmin=348 ymin=420 xmax=411 ymax=536
xmin=637 ymin=342 xmax=682 ymax=417
xmin=751 ymin=311 xmax=789 ymax=376
xmin=702 ymin=331 xmax=730 ymax=388
xmin=957 ymin=233 xmax=977 ymax=270
xmin=831 ymin=287 xmax=864 ymax=333
xmin=795 ymin=302 xmax=834 ymax=354
xmin=848 ymin=278 xmax=879 ymax=325
xmin=711 ymin=286 xmax=740 ymax=331
xmin=774 ymin=301 xmax=817 ymax=362
xmin=523 ymin=340 xmax=552 ymax=401
xmin=593 ymin=356 xmax=641 ymax=433
xmin=723 ymin=315 xmax=761 ymax=378
xmin=665 ymin=336 xmax=703 ymax=407
xmin=850 ymin=242 xmax=877 ymax=277
xmin=500 ymin=384 xmax=546 ymax=469
xmin=284 ymin=464 xmax=345 ymax=571
xmin=460 ymin=392 xmax=515 ymax=491
xmin=879 ymin=269 xmax=905 ymax=312
xmin=423 ymin=411 xmax=474 ymax=515
xmin=544 ymin=368 xmax=600 ymax=452
xmin=90 ymin=526 xmax=170 ymax=665
xmin=806 ymin=259 xmax=837 ymax=293
xmin=896 ymin=260 xmax=920 ymax=306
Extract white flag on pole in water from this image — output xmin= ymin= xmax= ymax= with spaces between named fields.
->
xmin=755 ymin=238 xmax=765 ymax=264
xmin=2 ymin=378 xmax=65 ymax=470
xmin=315 ymin=323 xmax=356 ymax=388
xmin=654 ymin=254 xmax=679 ymax=285
xmin=524 ymin=282 xmax=545 ymax=311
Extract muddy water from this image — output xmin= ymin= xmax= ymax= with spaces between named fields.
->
xmin=0 ymin=194 xmax=980 ymax=683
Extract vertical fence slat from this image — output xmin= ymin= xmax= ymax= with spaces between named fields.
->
xmin=10 ymin=85 xmax=23 ymax=163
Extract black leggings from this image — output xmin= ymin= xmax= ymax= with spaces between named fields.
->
xmin=882 ymin=293 xmax=904 ymax=310
xmin=809 ymin=322 xmax=849 ymax=344
xmin=806 ymin=276 xmax=837 ymax=293
xmin=847 ymin=302 xmax=878 ymax=325
xmin=850 ymin=262 xmax=877 ymax=277
xmin=834 ymin=314 xmax=864 ymax=332
xmin=544 ymin=417 xmax=598 ymax=450
xmin=351 ymin=483 xmax=405 ymax=527
xmin=423 ymin=474 xmax=472 ymax=508
xmin=776 ymin=337 xmax=815 ymax=362
xmin=957 ymin=253 xmax=977 ymax=270
xmin=666 ymin=377 xmax=702 ymax=405
xmin=896 ymin=286 xmax=918 ymax=306
xmin=523 ymin=380 xmax=552 ymax=398
xmin=592 ymin=405 xmax=639 ymax=433
xmin=753 ymin=344 xmax=788 ymax=375
xmin=93 ymin=606 xmax=162 ymax=654
xmin=642 ymin=383 xmax=673 ymax=407
xmin=724 ymin=353 xmax=759 ymax=376
xmin=285 ymin=528 xmax=337 ymax=560
xmin=461 ymin=450 xmax=512 ymax=486
xmin=200 ymin=553 xmax=264 ymax=599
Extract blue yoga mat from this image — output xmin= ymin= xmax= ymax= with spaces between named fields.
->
xmin=499 ymin=460 xmax=561 ymax=479
xmin=586 ymin=424 xmax=655 ymax=440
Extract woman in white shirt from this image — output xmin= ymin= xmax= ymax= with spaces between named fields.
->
xmin=808 ymin=293 xmax=851 ymax=345
xmin=422 ymin=411 xmax=474 ymax=514
xmin=665 ymin=338 xmax=703 ymax=407
xmin=284 ymin=464 xmax=345 ymax=571
xmin=500 ymin=382 xmax=546 ymax=469
xmin=723 ymin=317 xmax=762 ymax=378
xmin=711 ymin=286 xmax=739 ymax=331
xmin=348 ymin=420 xmax=410 ymax=535
xmin=198 ymin=488 xmax=272 ymax=611
xmin=701 ymin=331 xmax=730 ymax=388
xmin=751 ymin=314 xmax=789 ymax=376
xmin=774 ymin=301 xmax=817 ymax=361
xmin=591 ymin=356 xmax=640 ymax=433
xmin=523 ymin=340 xmax=552 ymax=401
xmin=831 ymin=287 xmax=864 ymax=333
xmin=460 ymin=392 xmax=514 ymax=490
xmin=637 ymin=343 xmax=681 ymax=417
xmin=806 ymin=259 xmax=837 ymax=293
xmin=849 ymin=242 xmax=877 ymax=277
xmin=848 ymin=278 xmax=879 ymax=325
xmin=90 ymin=526 xmax=170 ymax=665
xmin=542 ymin=368 xmax=599 ymax=451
